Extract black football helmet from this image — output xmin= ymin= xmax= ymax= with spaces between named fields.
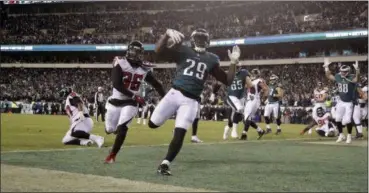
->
xmin=126 ymin=40 xmax=144 ymax=64
xmin=190 ymin=28 xmax=210 ymax=53
xmin=251 ymin=69 xmax=261 ymax=80
xmin=316 ymin=107 xmax=325 ymax=117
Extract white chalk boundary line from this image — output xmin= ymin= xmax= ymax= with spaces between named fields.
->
xmin=1 ymin=137 xmax=324 ymax=154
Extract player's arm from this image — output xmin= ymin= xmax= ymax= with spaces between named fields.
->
xmin=144 ymin=71 xmax=166 ymax=98
xmin=112 ymin=62 xmax=135 ymax=98
xmin=155 ymin=29 xmax=184 ymax=58
xmin=275 ymin=87 xmax=284 ymax=99
xmin=323 ymin=58 xmax=335 ymax=81
xmin=211 ymin=46 xmax=240 ymax=86
xmin=352 ymin=61 xmax=360 ymax=83
xmin=357 ymin=87 xmax=368 ymax=100
xmin=259 ymin=80 xmax=269 ymax=99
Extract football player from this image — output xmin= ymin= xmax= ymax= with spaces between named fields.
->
xmin=104 ymin=41 xmax=166 ymax=163
xmin=312 ymin=82 xmax=328 ymax=120
xmin=300 ymin=107 xmax=337 ymax=137
xmin=240 ymin=69 xmax=268 ymax=140
xmin=62 ymin=88 xmax=105 ymax=147
xmin=149 ymin=28 xmax=239 ymax=175
xmin=353 ymin=76 xmax=368 ymax=139
xmin=190 ymin=93 xmax=204 ymax=143
xmin=212 ymin=66 xmax=252 ymax=140
xmin=324 ymin=59 xmax=360 ymax=143
xmin=264 ymin=74 xmax=284 ymax=135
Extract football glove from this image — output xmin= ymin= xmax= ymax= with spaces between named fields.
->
xmin=133 ymin=95 xmax=146 ymax=106
xmin=352 ymin=60 xmax=359 ymax=70
xmin=323 ymin=58 xmax=331 ymax=71
xmin=166 ymin=29 xmax=184 ymax=47
xmin=228 ymin=45 xmax=241 ymax=64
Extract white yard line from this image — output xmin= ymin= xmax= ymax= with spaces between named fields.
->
xmin=1 ymin=137 xmax=319 ymax=154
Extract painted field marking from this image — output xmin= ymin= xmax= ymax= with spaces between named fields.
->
xmin=1 ymin=137 xmax=321 ymax=154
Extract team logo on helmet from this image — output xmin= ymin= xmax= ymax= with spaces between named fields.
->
xmin=339 ymin=65 xmax=351 ymax=77
xmin=269 ymin=74 xmax=279 ymax=85
xmin=126 ymin=40 xmax=144 ymax=63
xmin=190 ymin=28 xmax=210 ymax=53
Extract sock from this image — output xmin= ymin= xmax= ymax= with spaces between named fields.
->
xmin=192 ymin=118 xmax=199 ymax=136
xmin=249 ymin=121 xmax=258 ymax=129
xmin=232 ymin=123 xmax=238 ymax=131
xmin=243 ymin=120 xmax=250 ymax=132
xmin=228 ymin=113 xmax=233 ymax=127
xmin=336 ymin=122 xmax=343 ymax=134
xmin=64 ymin=139 xmax=81 ymax=145
xmin=356 ymin=124 xmax=363 ymax=134
xmin=276 ymin=119 xmax=281 ymax=130
xmin=111 ymin=124 xmax=129 ymax=155
xmin=164 ymin=128 xmax=186 ymax=162
xmin=71 ymin=130 xmax=90 ymax=139
xmin=347 ymin=122 xmax=353 ymax=134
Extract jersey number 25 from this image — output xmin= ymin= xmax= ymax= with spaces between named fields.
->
xmin=183 ymin=59 xmax=207 ymax=80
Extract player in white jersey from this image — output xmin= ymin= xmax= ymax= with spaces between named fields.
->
xmin=104 ymin=41 xmax=166 ymax=164
xmin=353 ymin=76 xmax=368 ymax=139
xmin=240 ymin=69 xmax=268 ymax=140
xmin=312 ymin=82 xmax=328 ymax=120
xmin=301 ymin=107 xmax=337 ymax=137
xmin=62 ymin=88 xmax=105 ymax=147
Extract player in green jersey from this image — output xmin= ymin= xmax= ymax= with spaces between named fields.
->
xmin=324 ymin=58 xmax=360 ymax=143
xmin=150 ymin=28 xmax=239 ymax=175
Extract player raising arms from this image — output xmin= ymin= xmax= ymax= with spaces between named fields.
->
xmin=353 ymin=76 xmax=368 ymax=139
xmin=62 ymin=88 xmax=105 ymax=147
xmin=324 ymin=59 xmax=360 ymax=143
xmin=104 ymin=41 xmax=166 ymax=163
xmin=264 ymin=74 xmax=284 ymax=135
xmin=240 ymin=69 xmax=268 ymax=140
xmin=219 ymin=66 xmax=252 ymax=140
xmin=149 ymin=28 xmax=239 ymax=175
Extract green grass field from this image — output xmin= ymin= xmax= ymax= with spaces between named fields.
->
xmin=1 ymin=114 xmax=368 ymax=192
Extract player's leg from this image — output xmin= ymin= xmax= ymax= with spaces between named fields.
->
xmin=65 ymin=118 xmax=104 ymax=147
xmin=142 ymin=105 xmax=149 ymax=125
xmin=342 ymin=102 xmax=354 ymax=143
xmin=157 ymin=94 xmax=198 ymax=176
xmin=149 ymin=89 xmax=179 ymax=129
xmin=137 ymin=107 xmax=142 ymax=124
xmin=223 ymin=109 xmax=234 ymax=140
xmin=191 ymin=103 xmax=202 ymax=143
xmin=335 ymin=101 xmax=346 ymax=142
xmin=105 ymin=104 xmax=138 ymax=163
xmin=300 ymin=119 xmax=317 ymax=135
xmin=62 ymin=129 xmax=87 ymax=146
xmin=226 ymin=96 xmax=243 ymax=138
xmin=105 ymin=102 xmax=121 ymax=135
xmin=273 ymin=103 xmax=282 ymax=134
xmin=353 ymin=104 xmax=363 ymax=139
xmin=263 ymin=104 xmax=273 ymax=133
xmin=241 ymin=100 xmax=265 ymax=140
xmin=361 ymin=105 xmax=368 ymax=131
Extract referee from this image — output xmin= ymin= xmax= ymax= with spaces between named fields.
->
xmin=94 ymin=86 xmax=105 ymax=122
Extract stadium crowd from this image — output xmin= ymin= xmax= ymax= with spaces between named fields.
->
xmin=1 ymin=1 xmax=367 ymax=44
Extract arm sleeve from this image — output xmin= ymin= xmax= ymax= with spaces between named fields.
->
xmin=210 ymin=65 xmax=228 ymax=85
xmin=144 ymin=71 xmax=166 ymax=98
xmin=112 ymin=63 xmax=135 ymax=98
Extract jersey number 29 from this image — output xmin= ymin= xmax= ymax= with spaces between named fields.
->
xmin=183 ymin=59 xmax=207 ymax=80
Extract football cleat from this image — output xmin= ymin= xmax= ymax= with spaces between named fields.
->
xmin=191 ymin=136 xmax=203 ymax=143
xmin=275 ymin=129 xmax=282 ymax=135
xmin=157 ymin=163 xmax=172 ymax=176
xmin=257 ymin=130 xmax=265 ymax=140
xmin=346 ymin=134 xmax=352 ymax=144
xmin=231 ymin=129 xmax=238 ymax=139
xmin=80 ymin=139 xmax=94 ymax=146
xmin=95 ymin=136 xmax=105 ymax=148
xmin=104 ymin=153 xmax=116 ymax=164
xmin=223 ymin=126 xmax=230 ymax=140
xmin=336 ymin=134 xmax=346 ymax=143
xmin=240 ymin=133 xmax=247 ymax=140
xmin=265 ymin=128 xmax=272 ymax=134
xmin=354 ymin=133 xmax=364 ymax=139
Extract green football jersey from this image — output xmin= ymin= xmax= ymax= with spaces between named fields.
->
xmin=171 ymin=45 xmax=220 ymax=97
xmin=227 ymin=69 xmax=249 ymax=99
xmin=267 ymin=85 xmax=280 ymax=103
xmin=334 ymin=74 xmax=357 ymax=102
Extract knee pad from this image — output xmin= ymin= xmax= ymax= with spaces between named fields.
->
xmin=234 ymin=113 xmax=243 ymax=123
xmin=148 ymin=120 xmax=159 ymax=129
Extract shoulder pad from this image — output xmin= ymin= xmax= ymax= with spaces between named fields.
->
xmin=113 ymin=56 xmax=125 ymax=67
